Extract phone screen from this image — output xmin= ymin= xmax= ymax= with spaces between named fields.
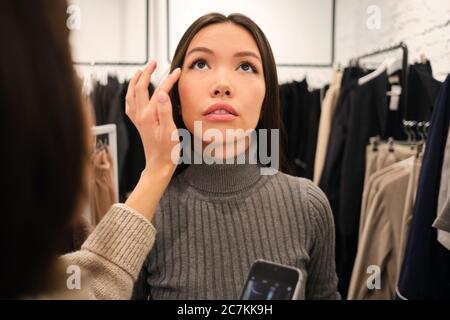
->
xmin=240 ymin=260 xmax=301 ymax=300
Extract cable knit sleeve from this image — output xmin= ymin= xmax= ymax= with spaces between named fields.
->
xmin=46 ymin=204 xmax=156 ymax=300
xmin=305 ymin=181 xmax=341 ymax=300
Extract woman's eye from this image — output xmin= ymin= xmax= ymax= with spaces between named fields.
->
xmin=191 ymin=60 xmax=208 ymax=70
xmin=239 ymin=63 xmax=256 ymax=73
xmin=189 ymin=59 xmax=257 ymax=73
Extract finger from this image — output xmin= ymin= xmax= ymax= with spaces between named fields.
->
xmin=155 ymin=67 xmax=181 ymax=96
xmin=146 ymin=100 xmax=159 ymax=126
xmin=156 ymin=91 xmax=176 ymax=132
xmin=136 ymin=60 xmax=157 ymax=109
xmin=125 ymin=70 xmax=143 ymax=115
xmin=127 ymin=69 xmax=143 ymax=100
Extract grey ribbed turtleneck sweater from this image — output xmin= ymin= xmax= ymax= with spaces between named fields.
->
xmin=133 ymin=163 xmax=340 ymax=300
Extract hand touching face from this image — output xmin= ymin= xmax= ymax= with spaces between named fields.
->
xmin=125 ymin=61 xmax=182 ymax=174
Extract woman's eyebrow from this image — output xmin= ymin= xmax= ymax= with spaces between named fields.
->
xmin=186 ymin=47 xmax=214 ymax=57
xmin=233 ymin=51 xmax=261 ymax=62
xmin=186 ymin=47 xmax=261 ymax=62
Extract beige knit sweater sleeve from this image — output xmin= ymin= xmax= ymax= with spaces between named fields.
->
xmin=41 ymin=204 xmax=156 ymax=300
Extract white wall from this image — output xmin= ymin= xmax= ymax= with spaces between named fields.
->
xmin=72 ymin=0 xmax=450 ymax=88
xmin=167 ymin=0 xmax=333 ymax=66
xmin=73 ymin=0 xmax=335 ymax=87
xmin=335 ymin=0 xmax=450 ymax=81
xmin=69 ymin=0 xmax=147 ymax=64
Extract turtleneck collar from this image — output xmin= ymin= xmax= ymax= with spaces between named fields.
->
xmin=180 ymin=161 xmax=263 ymax=194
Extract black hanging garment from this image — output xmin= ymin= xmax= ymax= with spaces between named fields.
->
xmin=319 ymin=66 xmax=367 ymax=296
xmin=279 ymin=79 xmax=321 ymax=179
xmin=405 ymin=61 xmax=442 ymax=121
xmin=397 ymin=74 xmax=450 ymax=300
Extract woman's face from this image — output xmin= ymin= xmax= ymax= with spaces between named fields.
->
xmin=178 ymin=22 xmax=266 ymax=151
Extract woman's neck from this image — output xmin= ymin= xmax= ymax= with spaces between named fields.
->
xmin=180 ymin=138 xmax=262 ymax=194
xmin=195 ymin=135 xmax=256 ymax=165
xmin=180 ymin=160 xmax=262 ymax=195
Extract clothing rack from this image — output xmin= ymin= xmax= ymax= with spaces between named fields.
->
xmin=354 ymin=42 xmax=408 ymax=68
xmin=352 ymin=42 xmax=409 ymax=119
xmin=92 ymin=124 xmax=119 ymax=201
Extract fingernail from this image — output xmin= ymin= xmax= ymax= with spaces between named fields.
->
xmin=172 ymin=67 xmax=181 ymax=75
xmin=158 ymin=91 xmax=168 ymax=103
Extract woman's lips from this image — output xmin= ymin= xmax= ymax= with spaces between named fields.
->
xmin=203 ymin=112 xmax=238 ymax=121
xmin=203 ymin=103 xmax=238 ymax=121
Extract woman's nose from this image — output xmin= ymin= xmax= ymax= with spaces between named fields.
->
xmin=211 ymin=71 xmax=233 ymax=97
xmin=214 ymin=86 xmax=231 ymax=97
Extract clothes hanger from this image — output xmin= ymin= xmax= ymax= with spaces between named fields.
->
xmin=416 ymin=122 xmax=426 ymax=142
xmin=420 ymin=53 xmax=428 ymax=64
xmin=387 ymin=137 xmax=395 ymax=153
xmin=423 ymin=122 xmax=430 ymax=140
xmin=358 ymin=56 xmax=402 ymax=85
xmin=402 ymin=120 xmax=411 ymax=144
xmin=370 ymin=136 xmax=380 ymax=152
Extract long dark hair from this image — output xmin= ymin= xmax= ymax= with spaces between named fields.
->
xmin=168 ymin=13 xmax=289 ymax=175
xmin=0 ymin=0 xmax=88 ymax=298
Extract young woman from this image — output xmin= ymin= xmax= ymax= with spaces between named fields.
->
xmin=131 ymin=13 xmax=340 ymax=300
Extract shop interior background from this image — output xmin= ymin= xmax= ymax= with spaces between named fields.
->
xmin=69 ymin=0 xmax=450 ymax=88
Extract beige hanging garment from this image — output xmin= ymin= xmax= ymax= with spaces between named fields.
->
xmin=313 ymin=70 xmax=343 ymax=184
xmin=349 ymin=157 xmax=414 ymax=300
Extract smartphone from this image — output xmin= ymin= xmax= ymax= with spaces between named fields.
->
xmin=240 ymin=259 xmax=302 ymax=300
